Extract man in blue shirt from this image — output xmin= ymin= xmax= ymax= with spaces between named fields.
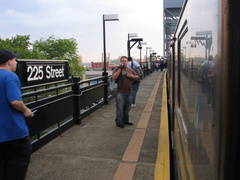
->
xmin=0 ymin=50 xmax=33 ymax=180
xmin=127 ymin=57 xmax=143 ymax=108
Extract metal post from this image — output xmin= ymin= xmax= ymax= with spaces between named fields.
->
xmin=146 ymin=47 xmax=149 ymax=75
xmin=149 ymin=50 xmax=155 ymax=73
xmin=103 ymin=15 xmax=107 ymax=76
xmin=137 ymin=42 xmax=142 ymax=67
xmin=127 ymin=40 xmax=130 ymax=57
xmin=102 ymin=15 xmax=108 ymax=104
xmin=73 ymin=77 xmax=81 ymax=124
xmin=127 ymin=33 xmax=130 ymax=57
xmin=140 ymin=48 xmax=142 ymax=67
xmin=102 ymin=14 xmax=119 ymax=104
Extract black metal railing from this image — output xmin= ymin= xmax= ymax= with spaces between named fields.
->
xmin=23 ymin=66 xmax=154 ymax=152
xmin=22 ymin=76 xmax=115 ymax=152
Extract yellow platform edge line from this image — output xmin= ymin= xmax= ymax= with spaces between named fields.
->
xmin=114 ymin=72 xmax=163 ymax=180
xmin=154 ymin=71 xmax=170 ymax=180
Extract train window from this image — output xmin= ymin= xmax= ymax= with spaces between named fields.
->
xmin=176 ymin=24 xmax=216 ymax=179
xmin=176 ymin=24 xmax=189 ymax=143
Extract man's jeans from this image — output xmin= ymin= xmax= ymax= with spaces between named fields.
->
xmin=132 ymin=82 xmax=140 ymax=104
xmin=0 ymin=136 xmax=32 ymax=180
xmin=115 ymin=92 xmax=132 ymax=125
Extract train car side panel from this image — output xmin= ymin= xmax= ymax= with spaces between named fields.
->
xmin=169 ymin=0 xmax=220 ymax=179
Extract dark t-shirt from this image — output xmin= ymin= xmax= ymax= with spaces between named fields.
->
xmin=112 ymin=67 xmax=137 ymax=93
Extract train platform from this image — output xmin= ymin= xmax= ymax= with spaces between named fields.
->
xmin=25 ymin=70 xmax=170 ymax=180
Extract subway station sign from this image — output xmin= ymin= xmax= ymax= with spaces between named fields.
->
xmin=16 ymin=59 xmax=69 ymax=86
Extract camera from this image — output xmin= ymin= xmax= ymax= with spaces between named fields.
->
xmin=120 ymin=64 xmax=125 ymax=68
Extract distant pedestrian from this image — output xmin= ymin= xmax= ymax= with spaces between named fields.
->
xmin=112 ymin=56 xmax=139 ymax=128
xmin=127 ymin=57 xmax=143 ymax=107
xmin=155 ymin=62 xmax=159 ymax=72
xmin=160 ymin=60 xmax=164 ymax=71
xmin=0 ymin=50 xmax=34 ymax=180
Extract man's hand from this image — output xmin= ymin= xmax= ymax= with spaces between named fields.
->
xmin=10 ymin=100 xmax=34 ymax=117
xmin=23 ymin=108 xmax=34 ymax=118
xmin=126 ymin=73 xmax=138 ymax=80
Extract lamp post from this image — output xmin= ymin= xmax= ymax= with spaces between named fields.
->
xmin=137 ymin=42 xmax=142 ymax=66
xmin=102 ymin=14 xmax=119 ymax=104
xmin=127 ymin=33 xmax=138 ymax=57
xmin=149 ymin=50 xmax=154 ymax=73
xmin=127 ymin=33 xmax=143 ymax=58
xmin=138 ymin=42 xmax=147 ymax=67
xmin=146 ymin=47 xmax=151 ymax=75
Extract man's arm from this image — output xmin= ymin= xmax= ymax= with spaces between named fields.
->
xmin=134 ymin=61 xmax=143 ymax=74
xmin=137 ymin=66 xmax=143 ymax=74
xmin=126 ymin=68 xmax=139 ymax=80
xmin=10 ymin=100 xmax=33 ymax=117
xmin=112 ymin=67 xmax=121 ymax=80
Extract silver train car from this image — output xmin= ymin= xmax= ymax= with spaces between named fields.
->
xmin=167 ymin=0 xmax=240 ymax=179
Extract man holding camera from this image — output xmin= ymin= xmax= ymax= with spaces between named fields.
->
xmin=112 ymin=56 xmax=139 ymax=128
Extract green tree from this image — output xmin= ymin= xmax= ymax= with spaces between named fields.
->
xmin=0 ymin=35 xmax=32 ymax=58
xmin=0 ymin=35 xmax=85 ymax=78
xmin=32 ymin=35 xmax=84 ymax=77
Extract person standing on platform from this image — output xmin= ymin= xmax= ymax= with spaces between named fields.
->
xmin=155 ymin=62 xmax=160 ymax=72
xmin=112 ymin=56 xmax=139 ymax=128
xmin=160 ymin=60 xmax=164 ymax=71
xmin=127 ymin=57 xmax=143 ymax=108
xmin=0 ymin=50 xmax=34 ymax=180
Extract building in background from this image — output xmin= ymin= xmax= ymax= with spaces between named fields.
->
xmin=78 ymin=55 xmax=83 ymax=65
xmin=89 ymin=53 xmax=117 ymax=70
xmin=101 ymin=53 xmax=110 ymax=64
xmin=81 ymin=53 xmax=119 ymax=71
xmin=91 ymin=62 xmax=116 ymax=71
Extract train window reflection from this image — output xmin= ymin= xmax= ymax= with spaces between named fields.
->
xmin=179 ymin=31 xmax=215 ymax=179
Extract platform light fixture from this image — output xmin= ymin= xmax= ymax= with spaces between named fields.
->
xmin=102 ymin=14 xmax=119 ymax=104
xmin=127 ymin=37 xmax=143 ymax=57
xmin=146 ymin=47 xmax=152 ymax=75
xmin=138 ymin=42 xmax=147 ymax=66
xmin=128 ymin=33 xmax=138 ymax=38
xmin=146 ymin=47 xmax=152 ymax=63
xmin=127 ymin=33 xmax=144 ymax=57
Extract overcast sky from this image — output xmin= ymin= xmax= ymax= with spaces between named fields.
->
xmin=0 ymin=0 xmax=163 ymax=62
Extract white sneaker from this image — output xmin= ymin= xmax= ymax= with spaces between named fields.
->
xmin=131 ymin=104 xmax=136 ymax=107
